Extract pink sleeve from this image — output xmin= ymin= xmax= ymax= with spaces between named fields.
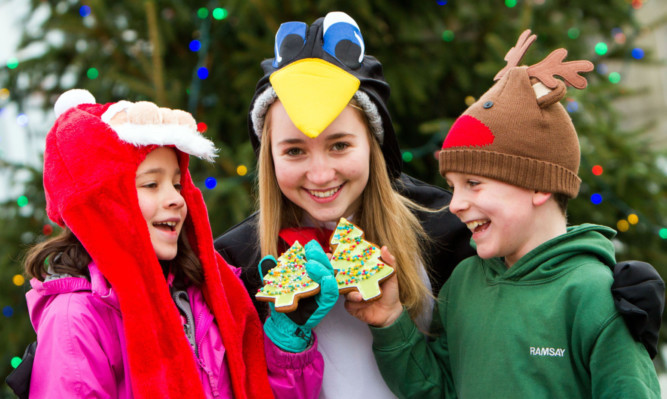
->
xmin=265 ymin=333 xmax=324 ymax=399
xmin=29 ymin=294 xmax=119 ymax=398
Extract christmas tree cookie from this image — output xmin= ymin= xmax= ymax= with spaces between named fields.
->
xmin=255 ymin=241 xmax=321 ymax=312
xmin=330 ymin=218 xmax=395 ymax=300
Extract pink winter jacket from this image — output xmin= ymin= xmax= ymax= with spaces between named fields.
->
xmin=26 ymin=262 xmax=324 ymax=398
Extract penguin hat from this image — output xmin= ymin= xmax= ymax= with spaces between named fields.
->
xmin=248 ymin=11 xmax=403 ymax=179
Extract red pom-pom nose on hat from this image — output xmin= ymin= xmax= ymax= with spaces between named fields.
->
xmin=442 ymin=114 xmax=495 ymax=149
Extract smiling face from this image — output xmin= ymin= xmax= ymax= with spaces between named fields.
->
xmin=269 ymin=100 xmax=371 ymax=224
xmin=445 ymin=171 xmax=550 ymax=267
xmin=136 ymin=147 xmax=187 ymax=261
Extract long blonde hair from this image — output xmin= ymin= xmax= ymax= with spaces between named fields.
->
xmin=257 ymin=101 xmax=432 ymax=319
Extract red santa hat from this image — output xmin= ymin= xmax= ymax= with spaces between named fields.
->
xmin=44 ymin=89 xmax=273 ymax=398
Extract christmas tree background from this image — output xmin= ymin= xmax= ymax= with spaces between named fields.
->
xmin=1 ymin=0 xmax=666 ymax=392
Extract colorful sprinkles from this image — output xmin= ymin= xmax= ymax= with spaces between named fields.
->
xmin=255 ymin=241 xmax=320 ymax=310
xmin=330 ymin=218 xmax=394 ymax=299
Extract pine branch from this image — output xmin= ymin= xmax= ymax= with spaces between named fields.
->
xmin=145 ymin=0 xmax=166 ymax=105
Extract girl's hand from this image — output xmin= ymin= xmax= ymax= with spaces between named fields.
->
xmin=262 ymin=240 xmax=338 ymax=353
xmin=344 ymin=246 xmax=404 ymax=328
xmin=108 ymin=101 xmax=197 ymax=130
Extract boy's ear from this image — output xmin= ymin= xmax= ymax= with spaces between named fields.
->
xmin=532 ymin=191 xmax=552 ymax=206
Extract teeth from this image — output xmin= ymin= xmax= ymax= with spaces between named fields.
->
xmin=466 ymin=220 xmax=487 ymax=231
xmin=310 ymin=187 xmax=340 ymax=198
xmin=155 ymin=221 xmax=177 ymax=227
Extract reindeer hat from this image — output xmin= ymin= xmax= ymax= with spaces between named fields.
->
xmin=439 ymin=30 xmax=593 ymax=198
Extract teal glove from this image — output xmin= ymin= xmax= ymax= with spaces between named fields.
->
xmin=262 ymin=240 xmax=339 ymax=352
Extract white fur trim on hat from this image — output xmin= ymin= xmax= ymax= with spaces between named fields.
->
xmin=112 ymin=124 xmax=217 ymax=161
xmin=102 ymin=102 xmax=218 ymax=161
xmin=250 ymin=87 xmax=278 ymax=140
xmin=100 ymin=100 xmax=133 ymax=124
xmin=250 ymin=87 xmax=384 ymax=143
xmin=54 ymin=89 xmax=97 ymax=117
xmin=352 ymin=91 xmax=384 ymax=144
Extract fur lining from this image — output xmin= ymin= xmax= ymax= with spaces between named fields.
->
xmin=112 ymin=123 xmax=218 ymax=161
xmin=250 ymin=87 xmax=278 ymax=140
xmin=102 ymin=101 xmax=217 ymax=161
xmin=352 ymin=91 xmax=384 ymax=144
xmin=100 ymin=101 xmax=133 ymax=123
xmin=250 ymin=86 xmax=384 ymax=143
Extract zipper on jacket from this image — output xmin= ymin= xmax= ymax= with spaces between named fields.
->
xmin=171 ymin=288 xmax=198 ymax=358
xmin=195 ymin=310 xmax=208 ymax=361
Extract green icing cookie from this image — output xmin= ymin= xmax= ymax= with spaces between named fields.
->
xmin=255 ymin=241 xmax=320 ymax=312
xmin=330 ymin=218 xmax=395 ymax=301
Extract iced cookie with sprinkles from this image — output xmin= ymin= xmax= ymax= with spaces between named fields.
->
xmin=255 ymin=241 xmax=321 ymax=312
xmin=330 ymin=218 xmax=395 ymax=300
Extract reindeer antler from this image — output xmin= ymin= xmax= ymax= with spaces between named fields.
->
xmin=527 ymin=48 xmax=594 ymax=90
xmin=493 ymin=29 xmax=537 ymax=82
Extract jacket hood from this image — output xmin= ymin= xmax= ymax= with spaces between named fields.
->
xmin=26 ymin=262 xmax=117 ymax=331
xmin=482 ymin=224 xmax=616 ymax=283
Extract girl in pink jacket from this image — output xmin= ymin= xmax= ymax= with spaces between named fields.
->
xmin=21 ymin=90 xmax=330 ymax=398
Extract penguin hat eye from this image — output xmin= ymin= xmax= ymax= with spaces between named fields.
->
xmin=322 ymin=11 xmax=365 ymax=69
xmin=273 ymin=21 xmax=307 ymax=68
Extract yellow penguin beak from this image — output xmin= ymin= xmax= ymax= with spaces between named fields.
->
xmin=269 ymin=58 xmax=361 ymax=138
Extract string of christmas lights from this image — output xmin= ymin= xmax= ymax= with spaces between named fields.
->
xmin=1 ymin=0 xmax=665 ymax=372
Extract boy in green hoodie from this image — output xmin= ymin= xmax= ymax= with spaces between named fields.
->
xmin=345 ymin=30 xmax=661 ymax=398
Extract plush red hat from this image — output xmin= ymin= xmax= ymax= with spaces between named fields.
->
xmin=44 ymin=89 xmax=273 ymax=398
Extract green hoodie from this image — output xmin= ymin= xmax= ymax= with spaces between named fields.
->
xmin=371 ymin=224 xmax=660 ymax=398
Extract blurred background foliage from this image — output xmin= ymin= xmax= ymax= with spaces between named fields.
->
xmin=1 ymin=0 xmax=666 ymax=393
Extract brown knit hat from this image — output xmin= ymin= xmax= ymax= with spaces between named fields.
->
xmin=439 ymin=30 xmax=593 ymax=198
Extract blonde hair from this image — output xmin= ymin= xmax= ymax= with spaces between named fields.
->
xmin=257 ymin=100 xmax=432 ymax=319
